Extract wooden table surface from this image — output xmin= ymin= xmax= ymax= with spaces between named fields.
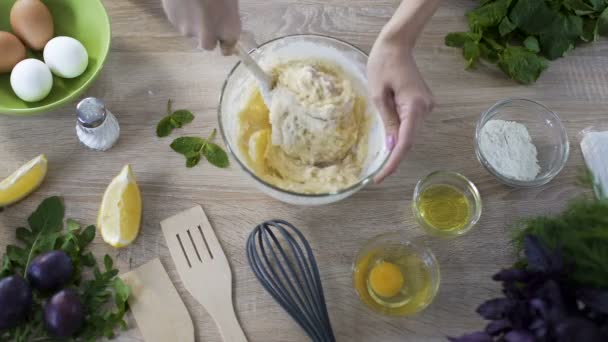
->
xmin=0 ymin=0 xmax=604 ymax=341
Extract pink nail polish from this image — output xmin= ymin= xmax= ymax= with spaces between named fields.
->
xmin=386 ymin=135 xmax=396 ymax=150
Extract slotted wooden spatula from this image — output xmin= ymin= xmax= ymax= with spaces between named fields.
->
xmin=120 ymin=258 xmax=194 ymax=342
xmin=161 ymin=206 xmax=248 ymax=342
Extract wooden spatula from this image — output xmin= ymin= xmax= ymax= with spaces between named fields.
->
xmin=120 ymin=258 xmax=194 ymax=342
xmin=161 ymin=206 xmax=248 ymax=342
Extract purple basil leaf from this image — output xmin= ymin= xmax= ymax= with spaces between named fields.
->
xmin=524 ymin=235 xmax=551 ymax=272
xmin=448 ymin=331 xmax=493 ymax=342
xmin=529 ymin=298 xmax=548 ymax=318
xmin=485 ymin=319 xmax=510 ymax=336
xmin=535 ymin=280 xmax=567 ymax=322
xmin=493 ymin=269 xmax=530 ymax=283
xmin=555 ymin=316 xmax=606 ymax=342
xmin=578 ymin=288 xmax=608 ymax=314
xmin=477 ymin=298 xmax=515 ymax=320
xmin=529 ymin=319 xmax=547 ymax=339
xmin=504 ymin=329 xmax=535 ymax=342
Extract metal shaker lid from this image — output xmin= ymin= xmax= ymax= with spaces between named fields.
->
xmin=77 ymin=97 xmax=107 ymax=128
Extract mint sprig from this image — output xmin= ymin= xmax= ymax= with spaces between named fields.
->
xmin=170 ymin=129 xmax=229 ymax=168
xmin=446 ymin=0 xmax=608 ymax=84
xmin=1 ymin=197 xmax=130 ymax=341
xmin=156 ymin=99 xmax=195 ymax=137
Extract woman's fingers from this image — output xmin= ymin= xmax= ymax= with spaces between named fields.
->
xmin=372 ymin=88 xmax=400 ymax=152
xmin=374 ymin=104 xmax=420 ymax=183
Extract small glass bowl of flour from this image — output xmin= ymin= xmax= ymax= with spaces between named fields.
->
xmin=474 ymin=98 xmax=569 ymax=187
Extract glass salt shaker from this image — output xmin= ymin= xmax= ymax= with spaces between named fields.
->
xmin=75 ymin=97 xmax=120 ymax=151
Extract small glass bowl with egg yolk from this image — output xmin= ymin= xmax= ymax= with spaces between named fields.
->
xmin=352 ymin=232 xmax=440 ymax=316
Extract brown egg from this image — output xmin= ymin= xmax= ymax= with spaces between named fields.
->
xmin=10 ymin=0 xmax=54 ymax=51
xmin=0 ymin=31 xmax=26 ymax=73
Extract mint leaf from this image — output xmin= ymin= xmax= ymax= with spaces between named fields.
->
xmin=523 ymin=36 xmax=540 ymax=52
xmin=540 ymin=14 xmax=583 ymax=60
xmin=597 ymin=7 xmax=608 ymax=36
xmin=156 ymin=100 xmax=195 ymax=137
xmin=498 ymin=46 xmax=548 ymax=84
xmin=170 ymin=136 xmax=206 ymax=156
xmin=468 ymin=0 xmax=513 ymax=30
xmin=463 ymin=40 xmax=481 ymax=68
xmin=186 ymin=154 xmax=201 ymax=168
xmin=445 ymin=32 xmax=480 ymax=47
xmin=498 ymin=17 xmax=516 ymax=36
xmin=480 ymin=42 xmax=500 ymax=63
xmin=510 ymin=0 xmax=556 ymax=35
xmin=203 ymin=142 xmax=230 ymax=168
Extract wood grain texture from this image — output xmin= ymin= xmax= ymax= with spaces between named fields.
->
xmin=0 ymin=0 xmax=604 ymax=341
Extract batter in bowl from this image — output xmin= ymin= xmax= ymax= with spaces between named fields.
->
xmin=237 ymin=60 xmax=370 ymax=194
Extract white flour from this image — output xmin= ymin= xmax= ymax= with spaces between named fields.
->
xmin=479 ymin=120 xmax=540 ymax=181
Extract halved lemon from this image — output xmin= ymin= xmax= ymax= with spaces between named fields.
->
xmin=97 ymin=165 xmax=142 ymax=248
xmin=0 ymin=154 xmax=48 ymax=207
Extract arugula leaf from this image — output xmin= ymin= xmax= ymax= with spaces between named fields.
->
xmin=2 ymin=196 xmax=65 ymax=277
xmin=498 ymin=46 xmax=548 ymax=84
xmin=1 ymin=197 xmax=131 ymax=341
xmin=156 ymin=99 xmax=195 ymax=137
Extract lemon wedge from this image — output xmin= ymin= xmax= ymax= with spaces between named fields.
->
xmin=0 ymin=154 xmax=48 ymax=207
xmin=97 ymin=165 xmax=142 ymax=248
xmin=248 ymin=129 xmax=270 ymax=169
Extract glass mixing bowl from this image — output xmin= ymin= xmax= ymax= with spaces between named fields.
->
xmin=474 ymin=98 xmax=569 ymax=187
xmin=218 ymin=34 xmax=389 ymax=205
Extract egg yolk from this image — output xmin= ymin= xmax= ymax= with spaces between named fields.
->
xmin=369 ymin=261 xmax=404 ymax=298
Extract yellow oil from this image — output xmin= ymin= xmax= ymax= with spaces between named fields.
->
xmin=353 ymin=245 xmax=435 ymax=316
xmin=417 ymin=184 xmax=470 ymax=232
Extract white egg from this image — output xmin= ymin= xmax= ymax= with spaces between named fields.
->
xmin=43 ymin=36 xmax=88 ymax=78
xmin=10 ymin=59 xmax=53 ymax=102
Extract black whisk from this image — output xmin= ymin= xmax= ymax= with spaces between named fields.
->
xmin=246 ymin=220 xmax=336 ymax=342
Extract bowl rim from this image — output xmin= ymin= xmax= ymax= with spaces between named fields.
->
xmin=474 ymin=98 xmax=570 ymax=187
xmin=412 ymin=170 xmax=483 ymax=237
xmin=217 ymin=33 xmax=390 ymax=198
xmin=0 ymin=0 xmax=111 ymax=116
xmin=350 ymin=231 xmax=441 ymax=316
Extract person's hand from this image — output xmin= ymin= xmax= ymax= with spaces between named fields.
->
xmin=161 ymin=0 xmax=241 ymax=55
xmin=367 ymin=34 xmax=434 ymax=183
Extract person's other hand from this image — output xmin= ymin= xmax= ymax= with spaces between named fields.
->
xmin=367 ymin=35 xmax=434 ymax=183
xmin=162 ymin=0 xmax=241 ymax=55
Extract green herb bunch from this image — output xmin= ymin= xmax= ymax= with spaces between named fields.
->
xmin=0 ymin=197 xmax=130 ymax=341
xmin=513 ymin=198 xmax=608 ymax=288
xmin=156 ymin=99 xmax=230 ymax=169
xmin=445 ymin=0 xmax=608 ymax=84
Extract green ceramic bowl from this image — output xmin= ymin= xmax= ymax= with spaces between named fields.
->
xmin=0 ymin=0 xmax=110 ymax=115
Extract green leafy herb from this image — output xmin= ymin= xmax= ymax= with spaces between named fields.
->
xmin=446 ymin=0 xmax=608 ymax=83
xmin=512 ymin=198 xmax=608 ymax=288
xmin=156 ymin=99 xmax=195 ymax=137
xmin=1 ymin=197 xmax=130 ymax=341
xmin=170 ymin=129 xmax=229 ymax=169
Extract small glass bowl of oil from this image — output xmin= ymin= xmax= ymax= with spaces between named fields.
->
xmin=413 ymin=171 xmax=482 ymax=237
xmin=352 ymin=233 xmax=440 ymax=316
